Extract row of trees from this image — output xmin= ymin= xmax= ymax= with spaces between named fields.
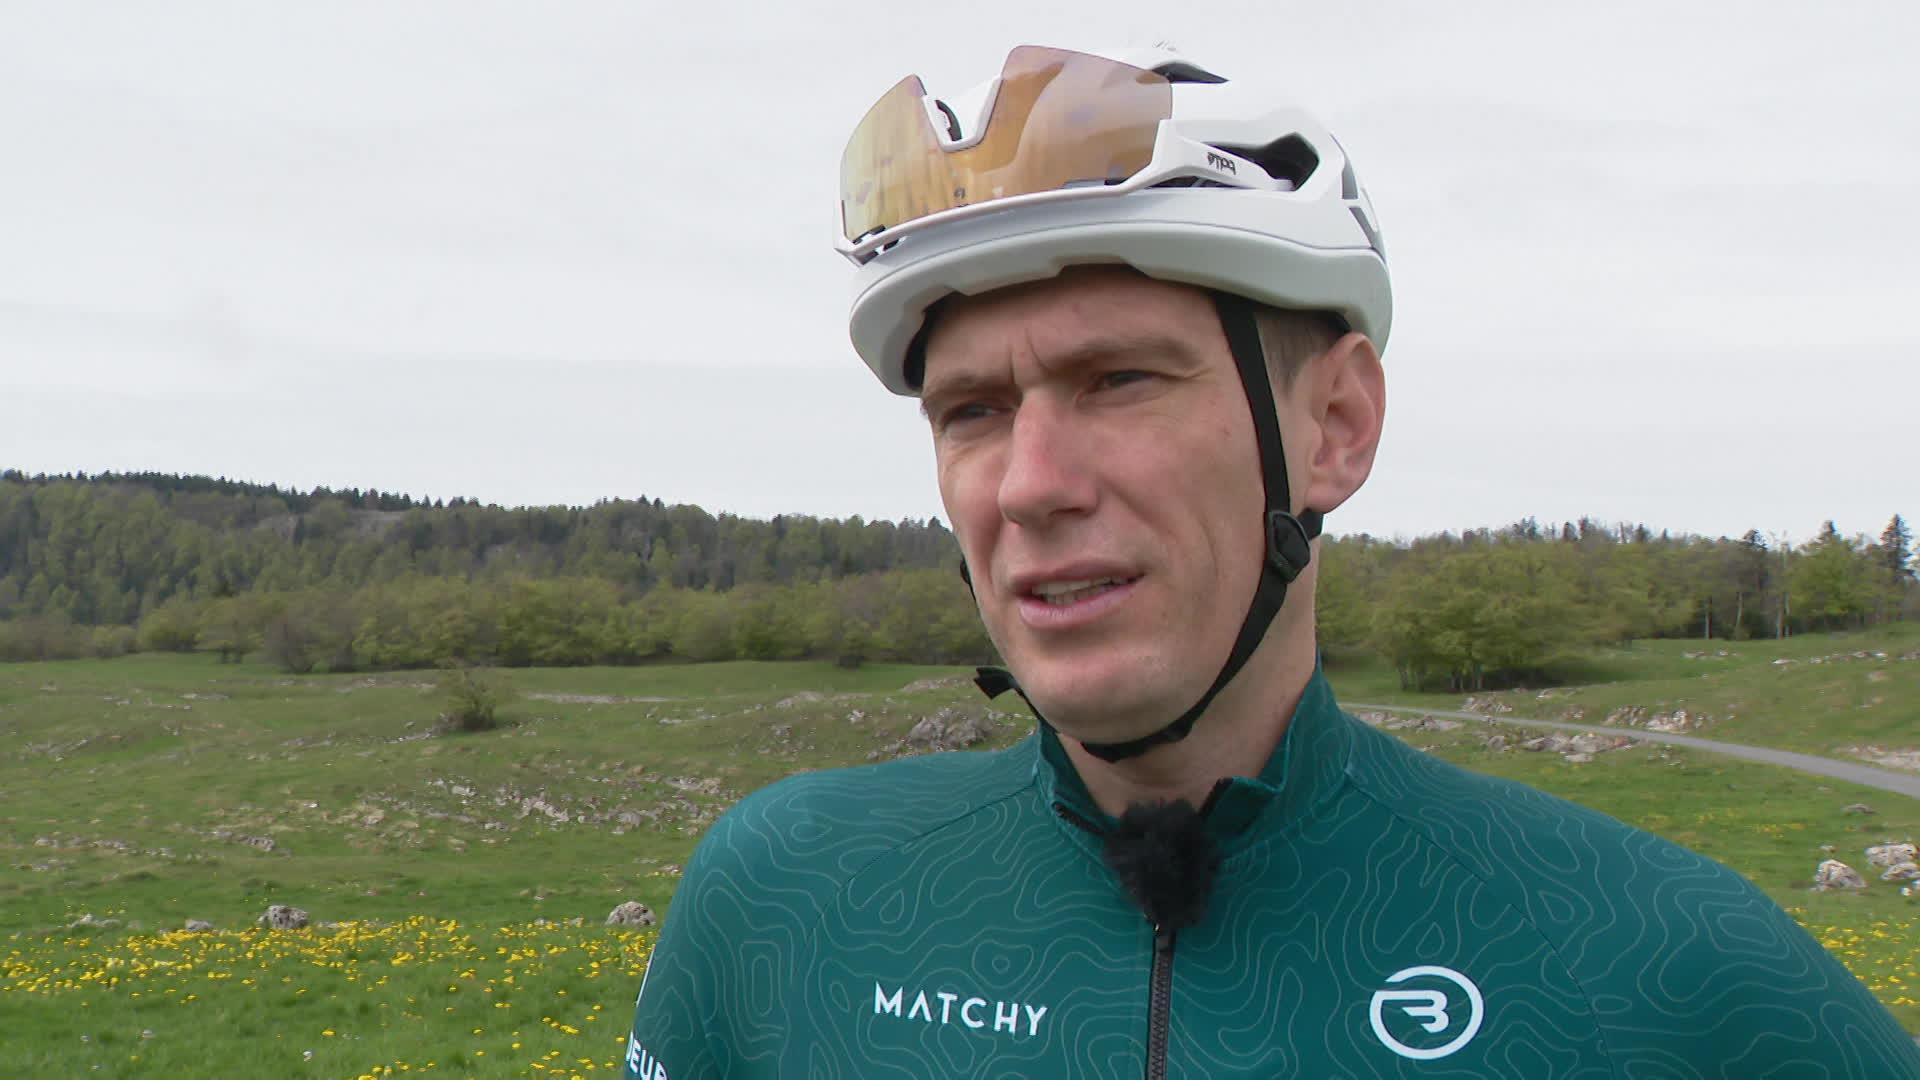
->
xmin=0 ymin=473 xmax=958 ymax=626
xmin=0 ymin=470 xmax=1911 ymax=689
xmin=0 ymin=569 xmax=995 ymax=670
xmin=1319 ymin=516 xmax=1916 ymax=690
xmin=0 ymin=469 xmax=434 ymax=513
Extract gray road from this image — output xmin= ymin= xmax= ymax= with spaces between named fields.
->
xmin=1349 ymin=703 xmax=1920 ymax=800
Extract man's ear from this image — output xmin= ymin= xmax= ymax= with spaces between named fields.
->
xmin=1298 ymin=332 xmax=1385 ymax=515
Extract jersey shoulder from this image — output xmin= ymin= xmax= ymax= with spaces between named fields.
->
xmin=1340 ymin=712 xmax=1730 ymax=911
xmin=677 ymin=735 xmax=1042 ymax=921
xmin=1340 ymin=714 xmax=1920 ymax=1074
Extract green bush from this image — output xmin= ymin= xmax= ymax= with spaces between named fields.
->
xmin=88 ymin=625 xmax=137 ymax=659
xmin=436 ymin=663 xmax=506 ymax=733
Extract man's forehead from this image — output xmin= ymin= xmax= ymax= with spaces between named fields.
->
xmin=918 ymin=270 xmax=1220 ymax=389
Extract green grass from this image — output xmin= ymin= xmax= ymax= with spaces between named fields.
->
xmin=1477 ymin=625 xmax=1920 ymax=760
xmin=2 ymin=916 xmax=650 ymax=1077
xmin=3 ymin=640 xmax=1918 ymax=1076
xmin=0 ymin=655 xmax=975 ymax=938
xmin=1330 ymin=622 xmax=1920 ymax=760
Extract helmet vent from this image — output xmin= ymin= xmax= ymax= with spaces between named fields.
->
xmin=1213 ymin=135 xmax=1319 ymax=189
xmin=1152 ymin=59 xmax=1227 ymax=84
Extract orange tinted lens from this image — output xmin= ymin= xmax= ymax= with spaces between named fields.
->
xmin=840 ymin=47 xmax=1170 ymax=243
xmin=840 ymin=75 xmax=943 ymax=244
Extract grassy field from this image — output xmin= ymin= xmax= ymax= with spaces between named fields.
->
xmin=1333 ymin=621 xmax=1920 ymax=759
xmin=3 ymin=632 xmax=1918 ymax=1075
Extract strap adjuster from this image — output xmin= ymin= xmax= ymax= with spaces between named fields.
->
xmin=974 ymin=666 xmax=1019 ymax=699
xmin=1266 ymin=511 xmax=1312 ymax=583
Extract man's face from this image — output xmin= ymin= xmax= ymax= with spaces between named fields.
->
xmin=919 ymin=268 xmax=1272 ymax=742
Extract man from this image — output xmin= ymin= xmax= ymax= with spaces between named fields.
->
xmin=625 ymin=45 xmax=1920 ymax=1078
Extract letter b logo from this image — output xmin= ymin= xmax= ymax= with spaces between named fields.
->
xmin=1367 ymin=966 xmax=1484 ymax=1061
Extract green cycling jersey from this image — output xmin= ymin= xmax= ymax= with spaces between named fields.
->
xmin=623 ymin=671 xmax=1920 ymax=1078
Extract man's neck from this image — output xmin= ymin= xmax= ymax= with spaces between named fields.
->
xmin=1060 ymin=638 xmax=1318 ymax=818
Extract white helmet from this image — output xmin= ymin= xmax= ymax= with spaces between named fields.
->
xmin=837 ymin=45 xmax=1391 ymax=395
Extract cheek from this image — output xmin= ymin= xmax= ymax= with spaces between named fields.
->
xmin=1183 ymin=415 xmax=1268 ymax=581
xmin=1202 ymin=473 xmax=1269 ymax=586
xmin=935 ymin=450 xmax=998 ymax=563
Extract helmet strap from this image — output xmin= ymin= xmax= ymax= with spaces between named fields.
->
xmin=969 ymin=291 xmax=1321 ymax=763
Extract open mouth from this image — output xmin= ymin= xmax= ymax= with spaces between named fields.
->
xmin=1028 ymin=576 xmax=1141 ymax=607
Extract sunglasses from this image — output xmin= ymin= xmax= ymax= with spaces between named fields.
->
xmin=837 ymin=46 xmax=1289 ymax=264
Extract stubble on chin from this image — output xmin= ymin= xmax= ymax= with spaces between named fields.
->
xmin=1013 ymin=663 xmax=1189 ymax=745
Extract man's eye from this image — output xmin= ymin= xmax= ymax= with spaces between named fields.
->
xmin=1096 ymin=370 xmax=1153 ymax=391
xmin=937 ymin=403 xmax=994 ymax=429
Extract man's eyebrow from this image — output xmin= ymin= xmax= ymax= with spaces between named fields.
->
xmin=919 ymin=372 xmax=1005 ymax=418
xmin=919 ymin=332 xmax=1199 ymax=415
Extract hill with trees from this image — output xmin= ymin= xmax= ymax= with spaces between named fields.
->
xmin=1320 ymin=516 xmax=1915 ymax=691
xmin=0 ymin=472 xmax=1910 ymax=684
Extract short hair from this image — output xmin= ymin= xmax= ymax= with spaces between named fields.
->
xmin=1253 ymin=304 xmax=1348 ymax=389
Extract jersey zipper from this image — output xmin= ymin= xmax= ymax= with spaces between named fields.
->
xmin=1053 ymin=802 xmax=1181 ymax=1080
xmin=1146 ymin=925 xmax=1176 ymax=1080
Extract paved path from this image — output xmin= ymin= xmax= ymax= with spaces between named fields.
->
xmin=1349 ymin=703 xmax=1920 ymax=800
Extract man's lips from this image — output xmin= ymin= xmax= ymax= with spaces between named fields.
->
xmin=1007 ymin=563 xmax=1143 ymax=598
xmin=1007 ymin=565 xmax=1143 ymax=631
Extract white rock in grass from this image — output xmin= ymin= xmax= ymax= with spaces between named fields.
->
xmin=606 ymin=901 xmax=656 ymax=927
xmin=184 ymin=919 xmax=214 ymax=932
xmin=1569 ymin=733 xmax=1631 ymax=754
xmin=906 ymin=707 xmax=994 ymax=751
xmin=66 ymin=913 xmax=121 ymax=930
xmin=1881 ymin=862 xmax=1920 ymax=883
xmin=1812 ymin=860 xmax=1868 ymax=891
xmin=258 ymin=904 xmax=309 ymax=929
xmin=1864 ymin=842 xmax=1917 ymax=869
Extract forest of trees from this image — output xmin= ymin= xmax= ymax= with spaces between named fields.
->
xmin=0 ymin=471 xmax=957 ymax=618
xmin=1318 ymin=515 xmax=1916 ymax=690
xmin=0 ymin=472 xmax=1911 ymax=688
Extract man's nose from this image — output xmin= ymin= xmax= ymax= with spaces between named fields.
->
xmin=996 ymin=396 xmax=1097 ymax=528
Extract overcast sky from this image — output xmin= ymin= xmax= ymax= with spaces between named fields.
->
xmin=2 ymin=1 xmax=1914 ymax=543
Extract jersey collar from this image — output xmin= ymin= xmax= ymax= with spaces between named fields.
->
xmin=1034 ymin=665 xmax=1354 ymax=856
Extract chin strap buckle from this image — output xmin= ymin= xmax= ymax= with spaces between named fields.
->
xmin=974 ymin=666 xmax=1019 ymax=699
xmin=1266 ymin=510 xmax=1313 ymax=583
